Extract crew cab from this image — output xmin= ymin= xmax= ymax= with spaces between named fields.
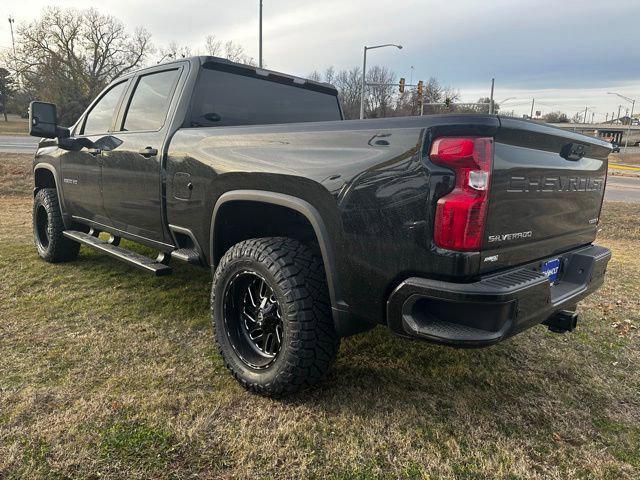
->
xmin=29 ymin=56 xmax=611 ymax=396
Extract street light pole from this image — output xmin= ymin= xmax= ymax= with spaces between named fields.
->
xmin=359 ymin=43 xmax=403 ymax=120
xmin=8 ymin=16 xmax=16 ymax=56
xmin=530 ymin=98 xmax=535 ymax=119
xmin=258 ymin=0 xmax=263 ymax=68
xmin=489 ymin=78 xmax=495 ymax=115
xmin=360 ymin=46 xmax=367 ymax=120
xmin=608 ymin=92 xmax=636 ymax=153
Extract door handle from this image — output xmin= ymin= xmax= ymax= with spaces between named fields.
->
xmin=138 ymin=147 xmax=158 ymax=158
xmin=87 ymin=148 xmax=102 ymax=156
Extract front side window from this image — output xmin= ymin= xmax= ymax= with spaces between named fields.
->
xmin=83 ymin=81 xmax=127 ymax=135
xmin=122 ymin=69 xmax=180 ymax=132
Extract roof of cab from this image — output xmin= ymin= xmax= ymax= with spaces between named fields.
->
xmin=123 ymin=55 xmax=338 ymax=96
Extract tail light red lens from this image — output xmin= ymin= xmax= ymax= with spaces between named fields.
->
xmin=430 ymin=137 xmax=494 ymax=251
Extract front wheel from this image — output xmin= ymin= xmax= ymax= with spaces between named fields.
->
xmin=33 ymin=188 xmax=80 ymax=263
xmin=211 ymin=237 xmax=340 ymax=397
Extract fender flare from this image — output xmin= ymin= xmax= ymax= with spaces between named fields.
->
xmin=33 ymin=163 xmax=61 ymax=194
xmin=210 ymin=189 xmax=342 ymax=311
xmin=34 ymin=163 xmax=71 ymax=227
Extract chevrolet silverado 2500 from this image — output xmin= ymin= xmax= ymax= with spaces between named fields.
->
xmin=28 ymin=56 xmax=611 ymax=396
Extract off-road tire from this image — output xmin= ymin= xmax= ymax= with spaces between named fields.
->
xmin=211 ymin=237 xmax=340 ymax=397
xmin=33 ymin=188 xmax=80 ymax=263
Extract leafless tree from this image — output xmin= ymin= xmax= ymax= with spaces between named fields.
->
xmin=5 ymin=7 xmax=152 ymax=124
xmin=205 ymin=35 xmax=222 ymax=56
xmin=307 ymin=70 xmax=322 ymax=82
xmin=365 ymin=65 xmax=395 ymax=118
xmin=543 ymin=111 xmax=569 ymax=123
xmin=334 ymin=67 xmax=362 ymax=120
xmin=323 ymin=66 xmax=336 ymax=85
xmin=160 ymin=41 xmax=192 ymax=60
xmin=224 ymin=41 xmax=257 ymax=66
xmin=307 ymin=65 xmax=464 ymax=120
xmin=200 ymin=36 xmax=256 ymax=66
xmin=0 ymin=68 xmax=15 ymax=121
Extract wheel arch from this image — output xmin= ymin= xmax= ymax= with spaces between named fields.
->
xmin=33 ymin=163 xmax=59 ymax=194
xmin=34 ymin=163 xmax=73 ymax=229
xmin=210 ymin=190 xmax=341 ymax=312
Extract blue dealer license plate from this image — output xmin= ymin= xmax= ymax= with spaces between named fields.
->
xmin=541 ymin=258 xmax=561 ymax=283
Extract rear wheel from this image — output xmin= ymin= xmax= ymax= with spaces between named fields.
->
xmin=33 ymin=188 xmax=80 ymax=263
xmin=211 ymin=237 xmax=340 ymax=396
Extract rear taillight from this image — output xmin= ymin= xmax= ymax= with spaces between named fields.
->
xmin=430 ymin=137 xmax=494 ymax=251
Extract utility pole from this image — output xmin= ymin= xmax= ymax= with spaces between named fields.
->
xmin=530 ymin=98 xmax=535 ymax=119
xmin=8 ymin=16 xmax=16 ymax=56
xmin=489 ymin=78 xmax=495 ymax=115
xmin=258 ymin=0 xmax=263 ymax=68
xmin=608 ymin=92 xmax=636 ymax=154
xmin=591 ymin=112 xmax=595 ymax=124
xmin=628 ymin=100 xmax=635 ymax=151
xmin=617 ymin=105 xmax=622 ymax=122
xmin=583 ymin=106 xmax=588 ymax=124
xmin=605 ymin=113 xmax=608 ymax=122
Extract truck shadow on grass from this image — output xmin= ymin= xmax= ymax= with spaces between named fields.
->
xmin=64 ymin=244 xmax=622 ymax=424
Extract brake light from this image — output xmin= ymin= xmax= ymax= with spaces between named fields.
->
xmin=430 ymin=137 xmax=494 ymax=251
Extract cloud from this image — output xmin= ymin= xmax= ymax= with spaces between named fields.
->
xmin=0 ymin=0 xmax=637 ymax=116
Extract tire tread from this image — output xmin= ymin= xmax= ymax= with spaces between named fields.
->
xmin=211 ymin=237 xmax=339 ymax=397
xmin=33 ymin=188 xmax=80 ymax=263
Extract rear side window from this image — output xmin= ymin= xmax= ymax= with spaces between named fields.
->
xmin=189 ymin=67 xmax=342 ymax=127
xmin=83 ymin=81 xmax=127 ymax=135
xmin=122 ymin=69 xmax=180 ymax=132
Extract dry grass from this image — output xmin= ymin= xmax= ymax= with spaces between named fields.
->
xmin=0 ymin=117 xmax=29 ymax=136
xmin=0 ymin=153 xmax=33 ymax=196
xmin=0 ymin=158 xmax=638 ymax=479
xmin=609 ymin=152 xmax=640 ymax=166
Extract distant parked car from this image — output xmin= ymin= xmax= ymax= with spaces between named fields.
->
xmin=611 ymin=141 xmax=620 ymax=153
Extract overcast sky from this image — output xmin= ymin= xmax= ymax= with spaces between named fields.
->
xmin=1 ymin=0 xmax=639 ymax=118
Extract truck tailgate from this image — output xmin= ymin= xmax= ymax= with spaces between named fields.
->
xmin=481 ymin=117 xmax=610 ymax=273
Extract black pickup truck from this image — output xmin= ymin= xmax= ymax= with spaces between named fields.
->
xmin=29 ymin=56 xmax=611 ymax=396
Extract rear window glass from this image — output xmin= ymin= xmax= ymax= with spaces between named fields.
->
xmin=189 ymin=67 xmax=341 ymax=127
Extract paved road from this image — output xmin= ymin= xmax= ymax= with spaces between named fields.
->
xmin=0 ymin=135 xmax=39 ymax=153
xmin=605 ymin=175 xmax=640 ymax=203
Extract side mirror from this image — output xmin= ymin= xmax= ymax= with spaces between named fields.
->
xmin=29 ymin=101 xmax=59 ymax=138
